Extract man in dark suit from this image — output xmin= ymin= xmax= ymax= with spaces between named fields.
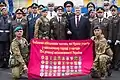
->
xmin=68 ymin=6 xmax=90 ymax=40
xmin=27 ymin=3 xmax=40 ymax=42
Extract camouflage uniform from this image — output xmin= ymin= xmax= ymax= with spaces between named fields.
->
xmin=10 ymin=37 xmax=29 ymax=80
xmin=91 ymin=35 xmax=113 ymax=78
xmin=34 ymin=16 xmax=50 ymax=39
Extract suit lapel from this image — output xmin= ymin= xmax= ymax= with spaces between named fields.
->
xmin=71 ymin=16 xmax=76 ymax=27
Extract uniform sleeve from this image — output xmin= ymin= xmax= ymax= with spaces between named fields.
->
xmin=117 ymin=18 xmax=120 ymax=40
xmin=11 ymin=42 xmax=25 ymax=65
xmin=34 ymin=18 xmax=42 ymax=38
xmin=108 ymin=19 xmax=112 ymax=40
xmin=49 ymin=19 xmax=54 ymax=39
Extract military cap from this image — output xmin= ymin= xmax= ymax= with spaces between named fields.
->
xmin=55 ymin=6 xmax=64 ymax=12
xmin=31 ymin=3 xmax=38 ymax=8
xmin=15 ymin=9 xmax=24 ymax=14
xmin=96 ymin=7 xmax=105 ymax=12
xmin=64 ymin=1 xmax=74 ymax=7
xmin=14 ymin=26 xmax=23 ymax=32
xmin=38 ymin=5 xmax=45 ymax=10
xmin=48 ymin=2 xmax=54 ymax=7
xmin=0 ymin=2 xmax=7 ymax=6
xmin=41 ymin=8 xmax=48 ymax=12
xmin=87 ymin=2 xmax=95 ymax=9
xmin=110 ymin=5 xmax=118 ymax=10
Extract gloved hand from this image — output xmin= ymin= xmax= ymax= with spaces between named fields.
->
xmin=115 ymin=40 xmax=120 ymax=45
xmin=107 ymin=40 xmax=112 ymax=44
xmin=67 ymin=30 xmax=72 ymax=34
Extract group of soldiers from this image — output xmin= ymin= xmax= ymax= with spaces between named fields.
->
xmin=0 ymin=0 xmax=120 ymax=80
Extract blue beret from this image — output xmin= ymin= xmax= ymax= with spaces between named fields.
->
xmin=41 ymin=8 xmax=48 ymax=12
xmin=14 ymin=26 xmax=23 ymax=32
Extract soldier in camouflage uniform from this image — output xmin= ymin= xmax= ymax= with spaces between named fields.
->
xmin=91 ymin=25 xmax=113 ymax=80
xmin=108 ymin=5 xmax=120 ymax=70
xmin=10 ymin=26 xmax=29 ymax=80
xmin=34 ymin=8 xmax=51 ymax=39
xmin=50 ymin=6 xmax=69 ymax=40
xmin=91 ymin=7 xmax=110 ymax=39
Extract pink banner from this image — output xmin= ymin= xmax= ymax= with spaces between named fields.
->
xmin=28 ymin=39 xmax=93 ymax=79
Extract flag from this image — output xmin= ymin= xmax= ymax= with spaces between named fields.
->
xmin=8 ymin=0 xmax=13 ymax=13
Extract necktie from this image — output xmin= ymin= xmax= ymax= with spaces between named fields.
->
xmin=106 ymin=13 xmax=108 ymax=18
xmin=77 ymin=16 xmax=79 ymax=27
xmin=50 ymin=12 xmax=52 ymax=17
xmin=33 ymin=14 xmax=36 ymax=18
xmin=59 ymin=17 xmax=61 ymax=23
xmin=100 ymin=19 xmax=102 ymax=24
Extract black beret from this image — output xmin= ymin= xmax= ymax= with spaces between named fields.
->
xmin=110 ymin=5 xmax=118 ymax=10
xmin=55 ymin=6 xmax=64 ymax=12
xmin=15 ymin=9 xmax=24 ymax=14
xmin=93 ymin=25 xmax=102 ymax=30
xmin=64 ymin=1 xmax=74 ymax=7
xmin=31 ymin=3 xmax=38 ymax=8
xmin=87 ymin=2 xmax=95 ymax=9
xmin=0 ymin=2 xmax=7 ymax=6
xmin=96 ymin=7 xmax=105 ymax=12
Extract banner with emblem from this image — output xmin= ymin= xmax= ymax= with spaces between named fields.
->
xmin=28 ymin=39 xmax=93 ymax=79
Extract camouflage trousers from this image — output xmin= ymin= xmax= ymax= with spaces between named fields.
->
xmin=12 ymin=64 xmax=24 ymax=80
xmin=93 ymin=54 xmax=110 ymax=77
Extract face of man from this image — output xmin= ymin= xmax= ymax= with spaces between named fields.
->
xmin=66 ymin=4 xmax=72 ymax=12
xmin=88 ymin=4 xmax=94 ymax=12
xmin=111 ymin=9 xmax=118 ymax=16
xmin=57 ymin=8 xmax=63 ymax=16
xmin=15 ymin=30 xmax=23 ymax=37
xmin=89 ymin=11 xmax=96 ymax=18
xmin=2 ymin=8 xmax=8 ymax=15
xmin=94 ymin=29 xmax=102 ymax=37
xmin=28 ymin=7 xmax=32 ymax=13
xmin=97 ymin=12 xmax=104 ymax=18
xmin=16 ymin=12 xmax=23 ymax=19
xmin=103 ymin=2 xmax=110 ymax=11
xmin=75 ymin=7 xmax=81 ymax=16
xmin=42 ymin=11 xmax=48 ymax=17
xmin=32 ymin=7 xmax=38 ymax=14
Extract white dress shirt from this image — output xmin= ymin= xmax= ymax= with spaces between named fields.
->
xmin=75 ymin=15 xmax=81 ymax=27
xmin=104 ymin=10 xmax=112 ymax=19
xmin=47 ymin=11 xmax=57 ymax=20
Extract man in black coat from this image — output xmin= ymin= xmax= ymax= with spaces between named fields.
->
xmin=68 ymin=6 xmax=90 ymax=40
